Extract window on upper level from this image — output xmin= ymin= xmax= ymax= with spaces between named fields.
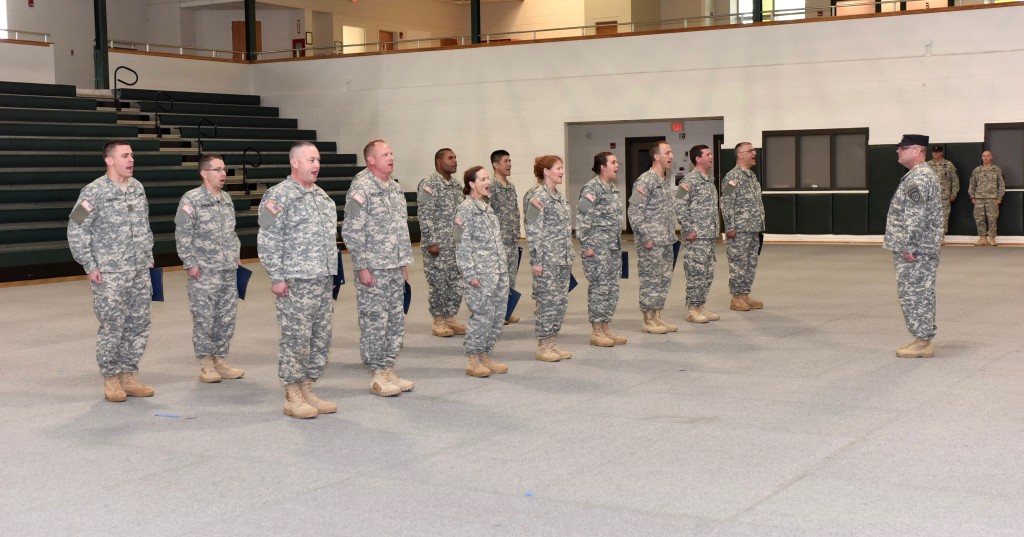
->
xmin=738 ymin=0 xmax=806 ymax=22
xmin=762 ymin=129 xmax=869 ymax=191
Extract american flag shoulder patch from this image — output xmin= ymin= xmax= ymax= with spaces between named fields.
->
xmin=455 ymin=215 xmax=464 ymax=226
xmin=352 ymin=192 xmax=366 ymax=205
xmin=530 ymin=197 xmax=544 ymax=210
xmin=423 ymin=185 xmax=434 ymax=194
xmin=182 ymin=203 xmax=194 ymax=215
xmin=635 ymin=185 xmax=648 ymax=195
xmin=81 ymin=199 xmax=94 ymax=212
xmin=728 ymin=179 xmax=737 ymax=187
xmin=585 ymin=192 xmax=596 ymax=203
xmin=265 ymin=199 xmax=282 ymax=215
xmin=680 ymin=182 xmax=691 ymax=192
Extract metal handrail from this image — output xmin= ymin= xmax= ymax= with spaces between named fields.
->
xmin=153 ymin=91 xmax=173 ymax=139
xmin=0 ymin=29 xmax=51 ymax=42
xmin=112 ymin=66 xmax=138 ymax=112
xmin=196 ymin=119 xmax=217 ymax=159
xmin=241 ymin=147 xmax=262 ymax=196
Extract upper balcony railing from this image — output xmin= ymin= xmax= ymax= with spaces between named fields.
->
xmin=0 ymin=29 xmax=52 ymax=43
xmin=106 ymin=0 xmax=1002 ymax=61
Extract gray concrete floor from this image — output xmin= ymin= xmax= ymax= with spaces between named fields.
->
xmin=2 ymin=240 xmax=1023 ymax=536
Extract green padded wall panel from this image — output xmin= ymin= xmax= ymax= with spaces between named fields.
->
xmin=867 ymin=145 xmax=902 ymax=234
xmin=796 ymin=195 xmax=832 ymax=234
xmin=763 ymin=195 xmax=796 ymax=234
xmin=942 ymin=142 xmax=983 ymax=236
xmin=832 ymin=194 xmax=869 ymax=235
xmin=997 ymin=192 xmax=1023 ymax=236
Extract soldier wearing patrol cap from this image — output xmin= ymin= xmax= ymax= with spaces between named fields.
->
xmin=885 ymin=134 xmax=942 ymax=358
xmin=925 ymin=145 xmax=959 ymax=241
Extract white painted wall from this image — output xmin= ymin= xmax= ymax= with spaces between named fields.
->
xmin=482 ymin=0 xmax=586 ymax=40
xmin=108 ymin=51 xmax=252 ymax=95
xmin=0 ymin=41 xmax=56 ymax=84
xmin=6 ymin=0 xmax=92 ymax=86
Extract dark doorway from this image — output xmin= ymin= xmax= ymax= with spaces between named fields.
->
xmin=624 ymin=136 xmax=665 ymax=232
xmin=713 ymin=133 xmax=725 ymax=233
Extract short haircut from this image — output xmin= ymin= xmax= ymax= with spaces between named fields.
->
xmin=490 ymin=149 xmax=510 ymax=165
xmin=198 ymin=153 xmax=224 ymax=171
xmin=650 ymin=141 xmax=669 ymax=156
xmin=103 ymin=139 xmax=131 ymax=158
xmin=462 ymin=165 xmax=485 ymax=195
xmin=533 ymin=155 xmax=562 ymax=182
xmin=289 ymin=141 xmax=316 ymax=160
xmin=435 ymin=148 xmax=454 ymax=162
xmin=363 ymin=139 xmax=387 ymax=160
xmin=592 ymin=152 xmax=614 ymax=175
xmin=689 ymin=145 xmax=710 ymax=165
xmin=735 ymin=142 xmax=752 ymax=152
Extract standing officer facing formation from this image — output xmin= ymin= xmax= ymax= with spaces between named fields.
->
xmin=418 ymin=148 xmax=467 ymax=337
xmin=175 ymin=154 xmax=245 ymax=384
xmin=627 ymin=141 xmax=679 ymax=334
xmin=257 ymin=141 xmax=338 ymax=419
xmin=720 ymin=142 xmax=765 ymax=312
xmin=68 ymin=140 xmax=156 ymax=402
xmin=342 ymin=139 xmax=415 ymax=397
xmin=454 ymin=166 xmax=510 ymax=377
xmin=925 ymin=145 xmax=959 ymax=242
xmin=968 ymin=150 xmax=1005 ymax=246
xmin=576 ymin=152 xmax=628 ymax=347
xmin=489 ymin=149 xmax=522 ymax=324
xmin=884 ymin=134 xmax=942 ymax=358
xmin=675 ymin=145 xmax=721 ymax=324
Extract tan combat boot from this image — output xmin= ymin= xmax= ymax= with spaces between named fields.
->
xmin=601 ymin=322 xmax=627 ymax=345
xmin=432 ymin=315 xmax=454 ymax=337
xmin=975 ymin=235 xmax=987 ymax=246
xmin=988 ymin=236 xmax=998 ymax=246
xmin=550 ymin=336 xmax=573 ymax=359
xmin=466 ymin=354 xmax=492 ymax=377
xmin=730 ymin=295 xmax=752 ymax=311
xmin=742 ymin=294 xmax=764 ymax=309
xmin=299 ymin=379 xmax=337 ymax=414
xmin=654 ymin=310 xmax=678 ymax=332
xmin=199 ymin=356 xmax=222 ymax=383
xmin=686 ymin=306 xmax=709 ymax=324
xmin=385 ymin=367 xmax=415 ymax=392
xmin=504 ymin=313 xmax=521 ymax=325
xmin=896 ymin=338 xmax=934 ymax=358
xmin=283 ymin=383 xmax=318 ymax=418
xmin=118 ymin=372 xmax=154 ymax=397
xmin=103 ymin=375 xmax=126 ymax=402
xmin=212 ymin=356 xmax=244 ymax=379
xmin=445 ymin=317 xmax=467 ymax=335
xmin=535 ymin=338 xmax=562 ymax=362
xmin=699 ymin=306 xmax=721 ymax=321
xmin=478 ymin=352 xmax=509 ymax=374
xmin=590 ymin=323 xmax=615 ymax=347
xmin=370 ymin=369 xmax=402 ymax=396
xmin=642 ymin=311 xmax=668 ymax=334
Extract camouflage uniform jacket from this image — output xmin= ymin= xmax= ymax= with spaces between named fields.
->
xmin=576 ymin=176 xmax=623 ymax=252
xmin=175 ymin=186 xmax=241 ymax=270
xmin=67 ymin=175 xmax=154 ymax=274
xmin=524 ymin=185 xmax=574 ymax=267
xmin=720 ymin=166 xmax=765 ymax=232
xmin=454 ymin=197 xmax=507 ymax=282
xmin=627 ymin=169 xmax=678 ymax=246
xmin=883 ymin=163 xmax=942 ymax=255
xmin=926 ymin=159 xmax=960 ymax=200
xmin=342 ymin=172 xmax=413 ymax=271
xmin=490 ymin=175 xmax=521 ymax=244
xmin=257 ymin=177 xmax=338 ymax=283
xmin=968 ymin=165 xmax=1005 ymax=200
xmin=417 ymin=171 xmax=464 ymax=248
xmin=675 ymin=169 xmax=720 ymax=238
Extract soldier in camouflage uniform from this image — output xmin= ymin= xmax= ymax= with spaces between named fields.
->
xmin=342 ymin=139 xmax=415 ymax=397
xmin=885 ymin=135 xmax=942 ymax=358
xmin=257 ymin=142 xmax=338 ymax=419
xmin=626 ymin=141 xmax=679 ymax=334
xmin=576 ymin=152 xmax=628 ymax=347
xmin=968 ymin=150 xmax=1006 ymax=246
xmin=175 ymin=154 xmax=245 ymax=384
xmin=926 ymin=145 xmax=959 ymax=239
xmin=68 ymin=140 xmax=156 ymax=403
xmin=675 ymin=145 xmax=721 ymax=324
xmin=490 ymin=150 xmax=522 ymax=324
xmin=720 ymin=142 xmax=766 ymax=312
xmin=418 ymin=148 xmax=466 ymax=337
xmin=524 ymin=155 xmax=575 ymax=362
xmin=454 ymin=166 xmax=510 ymax=377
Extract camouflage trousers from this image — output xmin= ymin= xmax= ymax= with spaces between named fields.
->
xmin=726 ymin=232 xmax=760 ymax=295
xmin=275 ymin=277 xmax=332 ymax=384
xmin=464 ymin=272 xmax=509 ymax=354
xmin=637 ymin=243 xmax=673 ymax=312
xmin=423 ymin=247 xmax=462 ymax=317
xmin=582 ymin=247 xmax=621 ymax=323
xmin=941 ymin=200 xmax=952 ymax=235
xmin=892 ymin=251 xmax=938 ymax=341
xmin=90 ymin=268 xmax=151 ymax=377
xmin=356 ymin=267 xmax=405 ymax=371
xmin=533 ymin=264 xmax=570 ymax=339
xmin=973 ymin=199 xmax=999 ymax=236
xmin=505 ymin=240 xmax=520 ymax=291
xmin=683 ymin=239 xmax=716 ymax=306
xmin=187 ymin=268 xmax=237 ymax=359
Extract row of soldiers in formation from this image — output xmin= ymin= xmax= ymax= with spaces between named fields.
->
xmin=924 ymin=145 xmax=1007 ymax=245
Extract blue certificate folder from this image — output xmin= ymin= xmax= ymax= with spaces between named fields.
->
xmin=621 ymin=251 xmax=629 ymax=279
xmin=672 ymin=240 xmax=681 ymax=270
xmin=149 ymin=267 xmax=164 ymax=301
xmin=568 ymin=272 xmax=578 ymax=293
xmin=236 ymin=266 xmax=253 ymax=300
xmin=403 ymin=282 xmax=412 ymax=314
xmin=332 ymin=249 xmax=346 ymax=301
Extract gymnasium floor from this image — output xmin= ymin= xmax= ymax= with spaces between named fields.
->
xmin=3 ymin=241 xmax=1022 ymax=536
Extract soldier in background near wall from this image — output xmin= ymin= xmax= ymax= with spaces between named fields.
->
xmin=926 ymin=145 xmax=959 ymax=243
xmin=675 ymin=145 xmax=721 ymax=324
xmin=418 ymin=148 xmax=466 ymax=337
xmin=489 ymin=150 xmax=522 ymax=325
xmin=968 ymin=150 xmax=1005 ymax=246
xmin=720 ymin=142 xmax=765 ymax=312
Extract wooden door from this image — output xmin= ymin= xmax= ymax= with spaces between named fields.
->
xmin=624 ymin=136 xmax=665 ymax=232
xmin=379 ymin=30 xmax=394 ymax=51
xmin=231 ymin=21 xmax=262 ymax=60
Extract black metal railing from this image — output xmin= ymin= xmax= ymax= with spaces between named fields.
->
xmin=112 ymin=66 xmax=138 ymax=112
xmin=241 ymin=146 xmax=262 ymax=195
xmin=152 ymin=91 xmax=173 ymax=139
xmin=196 ymin=118 xmax=217 ymax=158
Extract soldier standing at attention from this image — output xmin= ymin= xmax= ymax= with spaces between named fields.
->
xmin=175 ymin=154 xmax=245 ymax=384
xmin=627 ymin=141 xmax=679 ymax=334
xmin=454 ymin=166 xmax=510 ymax=377
xmin=884 ymin=134 xmax=942 ymax=358
xmin=342 ymin=140 xmax=415 ymax=397
xmin=720 ymin=142 xmax=766 ymax=312
xmin=524 ymin=155 xmax=575 ymax=362
xmin=418 ymin=148 xmax=466 ymax=337
xmin=925 ymin=145 xmax=959 ymax=242
xmin=576 ymin=152 xmax=628 ymax=347
xmin=68 ymin=140 xmax=156 ymax=402
xmin=489 ymin=150 xmax=522 ymax=324
xmin=675 ymin=145 xmax=721 ymax=324
xmin=968 ymin=150 xmax=1005 ymax=246
xmin=257 ymin=141 xmax=338 ymax=419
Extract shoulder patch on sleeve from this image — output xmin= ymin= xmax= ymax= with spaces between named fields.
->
xmin=182 ymin=203 xmax=194 ymax=215
xmin=680 ymin=182 xmax=691 ymax=192
xmin=530 ymin=197 xmax=544 ymax=210
xmin=265 ymin=199 xmax=282 ymax=215
xmin=352 ymin=192 xmax=366 ymax=206
xmin=69 ymin=198 xmax=94 ymax=225
xmin=728 ymin=179 xmax=737 ymax=187
xmin=585 ymin=192 xmax=596 ymax=203
xmin=423 ymin=184 xmax=434 ymax=195
xmin=455 ymin=214 xmax=464 ymax=226
xmin=907 ymin=187 xmax=922 ymax=202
